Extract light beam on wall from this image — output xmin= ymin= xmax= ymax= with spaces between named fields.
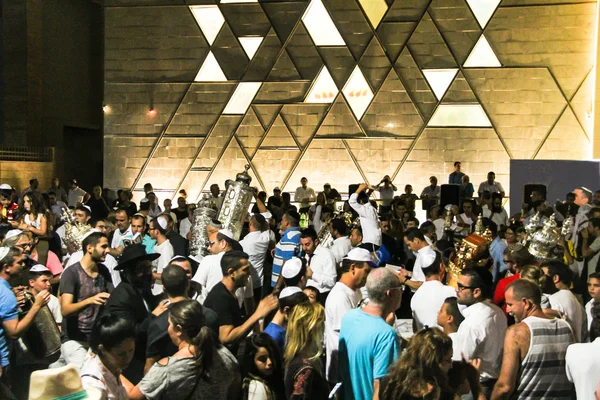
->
xmin=358 ymin=0 xmax=388 ymax=29
xmin=466 ymin=0 xmax=501 ymax=29
xmin=195 ymin=51 xmax=228 ymax=82
xmin=239 ymin=37 xmax=263 ymax=60
xmin=428 ymin=104 xmax=492 ymax=127
xmin=422 ymin=69 xmax=459 ymax=101
xmin=302 ymin=0 xmax=345 ymax=46
xmin=464 ymin=35 xmax=501 ymax=68
xmin=305 ymin=66 xmax=339 ymax=103
xmin=190 ymin=5 xmax=225 ymax=45
xmin=223 ymin=82 xmax=262 ymax=114
xmin=342 ymin=66 xmax=374 ymax=120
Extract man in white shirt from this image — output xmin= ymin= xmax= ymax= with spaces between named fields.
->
xmin=48 ymin=192 xmax=67 ymax=219
xmin=111 ymin=209 xmax=133 ymax=250
xmin=28 ymin=264 xmax=62 ymax=324
xmin=482 ymin=193 xmax=509 ymax=229
xmin=453 ymin=267 xmax=507 ymax=397
xmin=146 ymin=192 xmax=162 ymax=218
xmin=581 ymin=217 xmax=600 ymax=280
xmin=329 ymin=219 xmax=352 ymax=265
xmin=565 ymin=323 xmax=600 ymax=399
xmin=325 ymin=248 xmax=375 ymax=384
xmin=410 ymin=251 xmax=456 ymax=331
xmin=400 ymin=228 xmax=436 ymax=292
xmin=192 ymin=229 xmax=254 ymax=308
xmin=67 ymin=179 xmax=90 ymax=208
xmin=300 ymin=227 xmax=337 ymax=304
xmin=376 ymin=175 xmax=397 ymax=210
xmin=210 ymin=184 xmax=224 ymax=211
xmin=543 ymin=259 xmax=587 ymax=342
xmin=348 ymin=183 xmax=381 ymax=247
xmin=477 ymin=171 xmax=505 ymax=198
xmin=239 ymin=214 xmax=270 ymax=300
xmin=178 ymin=205 xmax=195 ymax=240
xmin=294 ymin=177 xmax=316 ymax=213
xmin=148 ymin=216 xmax=174 ymax=296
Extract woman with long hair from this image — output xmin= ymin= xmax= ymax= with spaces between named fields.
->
xmin=12 ymin=192 xmax=47 ymax=237
xmin=241 ymin=333 xmax=285 ymax=400
xmin=380 ymin=327 xmax=455 ymax=400
xmin=123 ymin=300 xmax=240 ymax=399
xmin=80 ymin=313 xmax=136 ymax=400
xmin=283 ymin=302 xmax=328 ymax=400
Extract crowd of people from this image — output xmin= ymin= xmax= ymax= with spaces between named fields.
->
xmin=0 ymin=168 xmax=599 ymax=400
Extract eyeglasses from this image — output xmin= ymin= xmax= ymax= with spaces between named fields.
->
xmin=16 ymin=242 xmax=32 ymax=249
xmin=206 ymin=240 xmax=216 ymax=247
xmin=457 ymin=283 xmax=476 ymax=291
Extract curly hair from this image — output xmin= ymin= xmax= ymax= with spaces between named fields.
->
xmin=381 ymin=327 xmax=453 ymax=400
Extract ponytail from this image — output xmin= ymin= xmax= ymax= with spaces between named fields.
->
xmin=168 ymin=300 xmax=217 ymax=380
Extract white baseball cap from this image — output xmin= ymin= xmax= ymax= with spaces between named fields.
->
xmin=343 ymin=248 xmax=377 ymax=267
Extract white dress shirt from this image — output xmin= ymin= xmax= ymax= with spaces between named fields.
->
xmin=325 ymin=282 xmax=362 ymax=383
xmin=452 ymin=300 xmax=507 ymax=381
xmin=151 ymin=239 xmax=174 ymax=296
xmin=239 ymin=230 xmax=270 ymax=288
xmin=412 ymin=245 xmax=437 ymax=285
xmin=179 ymin=217 xmax=192 ymax=239
xmin=549 ymin=289 xmax=587 ymax=342
xmin=295 ymin=186 xmax=316 ymax=209
xmin=348 ymin=193 xmax=381 ymax=246
xmin=483 ymin=207 xmax=509 ymax=228
xmin=477 ymin=181 xmax=504 ymax=195
xmin=330 ymin=236 xmax=352 ymax=265
xmin=565 ymin=338 xmax=600 ymax=399
xmin=111 ymin=225 xmax=133 ymax=249
xmin=306 ymin=245 xmax=337 ymax=293
xmin=410 ymin=280 xmax=456 ymax=331
xmin=585 ymin=299 xmax=594 ymax=332
xmin=66 ymin=250 xmax=121 ymax=287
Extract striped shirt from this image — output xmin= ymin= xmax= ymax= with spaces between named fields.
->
xmin=271 ymin=227 xmax=301 ymax=287
xmin=515 ymin=316 xmax=575 ymax=399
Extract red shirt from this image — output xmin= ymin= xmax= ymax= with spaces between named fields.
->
xmin=493 ymin=273 xmax=520 ymax=315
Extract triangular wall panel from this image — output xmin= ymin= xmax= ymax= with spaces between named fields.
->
xmin=429 ymin=0 xmax=482 ymax=65
xmin=358 ymin=36 xmax=393 ymax=93
xmin=318 ymin=47 xmax=356 ymax=90
xmin=191 ymin=115 xmax=245 ymax=170
xmin=345 ymin=139 xmax=413 ymax=185
xmin=285 ymin=23 xmax=325 ymax=81
xmin=205 ymin=139 xmax=263 ymax=191
xmin=212 ymin=24 xmax=249 ymax=80
xmin=260 ymin=115 xmax=299 ymax=149
xmin=252 ymin=148 xmax=301 ymax=192
xmin=267 ymin=50 xmax=302 ymax=81
xmin=570 ymin=71 xmax=594 ymax=137
xmin=406 ymin=14 xmax=457 ymax=69
xmin=535 ymin=108 xmax=591 ymax=160
xmin=314 ymin=95 xmax=364 ymax=137
xmin=464 ymin=68 xmax=567 ymax=159
xmin=383 ymin=0 xmax=429 ymax=22
xmin=324 ymin=0 xmax=373 ymax=60
xmin=252 ymin=104 xmax=281 ymax=130
xmin=443 ymin=71 xmax=478 ymax=103
xmin=377 ymin=22 xmax=416 ymax=62
xmin=219 ymin=3 xmax=271 ymax=37
xmin=261 ymin=1 xmax=309 ymax=44
xmin=283 ymin=139 xmax=364 ymax=192
xmin=394 ymin=48 xmax=438 ymax=119
xmin=280 ymin=104 xmax=330 ymax=148
xmin=243 ymin=28 xmax=282 ymax=81
xmin=235 ymin=108 xmax=265 ymax=158
xmin=361 ymin=69 xmax=423 ymax=137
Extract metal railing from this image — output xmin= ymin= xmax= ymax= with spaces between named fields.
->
xmin=0 ymin=146 xmax=53 ymax=162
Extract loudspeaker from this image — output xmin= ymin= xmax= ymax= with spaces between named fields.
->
xmin=440 ymin=184 xmax=460 ymax=209
xmin=523 ymin=184 xmax=547 ymax=206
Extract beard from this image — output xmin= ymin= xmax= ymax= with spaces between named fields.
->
xmin=130 ymin=273 xmax=152 ymax=291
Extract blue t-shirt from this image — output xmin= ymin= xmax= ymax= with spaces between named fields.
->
xmin=0 ymin=278 xmax=18 ymax=367
xmin=339 ymin=308 xmax=399 ymax=400
xmin=264 ymin=322 xmax=286 ymax=352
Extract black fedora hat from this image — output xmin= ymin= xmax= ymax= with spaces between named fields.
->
xmin=116 ymin=243 xmax=160 ymax=270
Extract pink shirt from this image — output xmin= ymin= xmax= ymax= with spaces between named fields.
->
xmin=31 ymin=250 xmax=63 ymax=276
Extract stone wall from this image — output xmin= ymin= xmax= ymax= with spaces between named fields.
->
xmin=103 ymin=0 xmax=597 ymax=203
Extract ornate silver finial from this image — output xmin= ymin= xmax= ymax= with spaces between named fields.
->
xmin=528 ymin=213 xmax=560 ymax=259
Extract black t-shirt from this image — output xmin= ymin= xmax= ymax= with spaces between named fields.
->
xmin=173 ymin=208 xmax=188 ymax=227
xmin=86 ymin=197 xmax=110 ymax=221
xmin=325 ymin=189 xmax=340 ymax=200
xmin=267 ymin=196 xmax=282 ymax=209
xmin=59 ymin=262 xmax=113 ymax=342
xmin=204 ymin=282 xmax=246 ymax=353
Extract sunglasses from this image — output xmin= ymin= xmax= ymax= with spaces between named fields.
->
xmin=457 ymin=283 xmax=476 ymax=291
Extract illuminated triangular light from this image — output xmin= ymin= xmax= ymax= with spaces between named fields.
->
xmin=464 ymin=35 xmax=501 ymax=68
xmin=422 ymin=69 xmax=459 ymax=101
xmin=358 ymin=0 xmax=388 ymax=29
xmin=342 ymin=66 xmax=374 ymax=120
xmin=223 ymin=82 xmax=262 ymax=115
xmin=305 ymin=67 xmax=338 ymax=104
xmin=189 ymin=5 xmax=225 ymax=45
xmin=302 ymin=0 xmax=345 ymax=46
xmin=466 ymin=0 xmax=501 ymax=29
xmin=428 ymin=104 xmax=492 ymax=127
xmin=195 ymin=52 xmax=227 ymax=82
xmin=239 ymin=37 xmax=263 ymax=60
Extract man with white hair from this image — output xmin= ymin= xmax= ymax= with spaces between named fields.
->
xmin=148 ymin=216 xmax=174 ymax=296
xmin=339 ymin=268 xmax=402 ymax=400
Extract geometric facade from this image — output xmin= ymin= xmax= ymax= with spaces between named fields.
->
xmin=104 ymin=0 xmax=597 ymax=202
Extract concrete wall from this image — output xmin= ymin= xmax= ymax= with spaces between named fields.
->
xmin=103 ymin=0 xmax=598 ymax=203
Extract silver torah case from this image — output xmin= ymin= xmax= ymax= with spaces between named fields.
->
xmin=189 ymin=194 xmax=218 ymax=257
xmin=217 ymin=164 xmax=254 ymax=240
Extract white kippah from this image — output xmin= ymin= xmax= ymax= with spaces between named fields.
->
xmin=279 ymin=286 xmax=302 ymax=299
xmin=0 ymin=247 xmax=9 ymax=262
xmin=218 ymin=229 xmax=234 ymax=240
xmin=30 ymin=264 xmax=50 ymax=273
xmin=0 ymin=184 xmax=11 ymax=190
xmin=281 ymin=257 xmax=303 ymax=279
xmin=5 ymin=229 xmax=23 ymax=240
xmin=157 ymin=216 xmax=168 ymax=230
